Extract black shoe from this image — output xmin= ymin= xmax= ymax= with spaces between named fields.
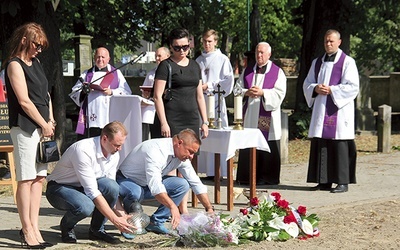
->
xmin=19 ymin=230 xmax=46 ymax=249
xmin=330 ymin=184 xmax=348 ymax=193
xmin=39 ymin=241 xmax=54 ymax=247
xmin=310 ymin=183 xmax=332 ymax=191
xmin=89 ymin=229 xmax=121 ymax=244
xmin=60 ymin=224 xmax=77 ymax=244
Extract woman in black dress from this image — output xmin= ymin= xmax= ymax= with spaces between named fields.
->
xmin=153 ymin=28 xmax=208 ymax=139
xmin=153 ymin=28 xmax=209 ymax=214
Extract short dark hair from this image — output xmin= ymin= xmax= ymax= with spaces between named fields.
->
xmin=101 ymin=121 xmax=128 ymax=139
xmin=168 ymin=28 xmax=190 ymax=46
xmin=175 ymin=128 xmax=201 ymax=146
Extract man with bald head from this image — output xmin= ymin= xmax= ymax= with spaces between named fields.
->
xmin=141 ymin=47 xmax=171 ymax=140
xmin=236 ymin=42 xmax=287 ymax=186
xmin=70 ymin=46 xmax=132 ymax=138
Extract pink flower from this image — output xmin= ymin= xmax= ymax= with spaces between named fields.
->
xmin=297 ymin=206 xmax=307 ymax=216
xmin=240 ymin=208 xmax=248 ymax=215
xmin=250 ymin=197 xmax=259 ymax=206
xmin=270 ymin=192 xmax=281 ymax=201
xmin=277 ymin=199 xmax=289 ymax=209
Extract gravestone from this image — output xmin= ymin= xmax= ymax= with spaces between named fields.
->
xmin=356 ymin=74 xmax=375 ymax=132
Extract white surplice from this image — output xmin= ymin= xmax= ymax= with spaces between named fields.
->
xmin=236 ymin=60 xmax=287 ymax=141
xmin=70 ymin=64 xmax=132 ymax=129
xmin=303 ymin=49 xmax=359 ymax=139
xmin=196 ymin=49 xmax=234 ymax=177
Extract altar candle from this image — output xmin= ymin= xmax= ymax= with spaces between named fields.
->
xmin=234 ymin=95 xmax=243 ymax=120
xmin=208 ymin=95 xmax=215 ymax=119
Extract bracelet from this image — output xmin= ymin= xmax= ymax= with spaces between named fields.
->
xmin=202 ymin=121 xmax=209 ymax=126
xmin=49 ymin=120 xmax=57 ymax=126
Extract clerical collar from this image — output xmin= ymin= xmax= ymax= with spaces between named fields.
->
xmin=256 ymin=64 xmax=267 ymax=74
xmin=324 ymin=52 xmax=337 ymax=62
xmin=95 ymin=66 xmax=108 ymax=72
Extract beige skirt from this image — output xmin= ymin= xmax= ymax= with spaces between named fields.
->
xmin=10 ymin=127 xmax=48 ymax=181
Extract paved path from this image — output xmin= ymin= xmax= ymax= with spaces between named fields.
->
xmin=1 ymin=151 xmax=399 ymax=249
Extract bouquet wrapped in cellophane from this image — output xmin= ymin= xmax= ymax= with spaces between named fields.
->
xmin=159 ymin=211 xmax=239 ymax=247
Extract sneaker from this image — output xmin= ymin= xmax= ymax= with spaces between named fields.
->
xmin=145 ymin=223 xmax=170 ymax=234
xmin=89 ymin=229 xmax=121 ymax=244
xmin=121 ymin=232 xmax=135 ymax=240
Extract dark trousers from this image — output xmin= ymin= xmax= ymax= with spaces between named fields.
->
xmin=236 ymin=140 xmax=281 ymax=185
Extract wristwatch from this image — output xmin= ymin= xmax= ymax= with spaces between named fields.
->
xmin=202 ymin=121 xmax=209 ymax=126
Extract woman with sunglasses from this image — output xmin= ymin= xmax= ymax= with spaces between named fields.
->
xmin=153 ymin=28 xmax=209 ymax=215
xmin=153 ymin=28 xmax=208 ymax=140
xmin=4 ymin=22 xmax=55 ymax=248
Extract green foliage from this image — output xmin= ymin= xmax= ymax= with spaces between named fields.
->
xmin=351 ymin=0 xmax=400 ymax=75
xmin=289 ymin=103 xmax=311 ymax=139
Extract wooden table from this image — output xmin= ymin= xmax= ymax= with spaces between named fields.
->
xmin=195 ymin=128 xmax=270 ymax=211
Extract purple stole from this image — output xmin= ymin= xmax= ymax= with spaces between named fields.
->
xmin=243 ymin=62 xmax=279 ymax=140
xmin=75 ymin=66 xmax=119 ymax=134
xmin=314 ymin=52 xmax=346 ymax=139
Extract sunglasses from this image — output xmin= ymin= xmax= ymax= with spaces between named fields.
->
xmin=32 ymin=41 xmax=43 ymax=51
xmin=172 ymin=45 xmax=190 ymax=52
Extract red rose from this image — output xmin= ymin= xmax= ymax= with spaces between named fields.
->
xmin=277 ymin=199 xmax=289 ymax=209
xmin=270 ymin=192 xmax=281 ymax=201
xmin=240 ymin=208 xmax=248 ymax=215
xmin=297 ymin=205 xmax=307 ymax=216
xmin=250 ymin=197 xmax=259 ymax=206
xmin=284 ymin=212 xmax=297 ymax=224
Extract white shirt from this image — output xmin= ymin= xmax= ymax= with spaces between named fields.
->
xmin=118 ymin=138 xmax=207 ymax=196
xmin=47 ymin=137 xmax=120 ymax=200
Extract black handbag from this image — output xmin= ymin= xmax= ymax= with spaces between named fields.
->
xmin=163 ymin=62 xmax=173 ymax=101
xmin=36 ymin=137 xmax=60 ymax=163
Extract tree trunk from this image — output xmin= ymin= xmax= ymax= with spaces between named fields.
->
xmin=291 ymin=0 xmax=354 ymax=138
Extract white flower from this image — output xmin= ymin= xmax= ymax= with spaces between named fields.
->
xmin=247 ymin=211 xmax=261 ymax=226
xmin=267 ymin=231 xmax=280 ymax=241
xmin=268 ymin=216 xmax=286 ymax=230
xmin=301 ymin=219 xmax=314 ymax=235
xmin=285 ymin=222 xmax=300 ymax=238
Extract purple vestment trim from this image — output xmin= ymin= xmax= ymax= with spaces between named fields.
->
xmin=243 ymin=62 xmax=279 ymax=140
xmin=75 ymin=66 xmax=119 ymax=134
xmin=314 ymin=52 xmax=346 ymax=139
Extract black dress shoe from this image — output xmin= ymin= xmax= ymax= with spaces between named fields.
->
xmin=310 ymin=183 xmax=332 ymax=191
xmin=60 ymin=225 xmax=77 ymax=243
xmin=89 ymin=229 xmax=121 ymax=244
xmin=330 ymin=184 xmax=348 ymax=193
xmin=39 ymin=241 xmax=54 ymax=247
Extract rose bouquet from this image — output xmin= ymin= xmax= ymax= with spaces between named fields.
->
xmin=232 ymin=192 xmax=320 ymax=242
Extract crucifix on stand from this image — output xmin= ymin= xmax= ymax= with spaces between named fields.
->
xmin=212 ymin=84 xmax=226 ymax=129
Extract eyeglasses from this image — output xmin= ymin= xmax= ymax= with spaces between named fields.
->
xmin=172 ymin=45 xmax=190 ymax=52
xmin=32 ymin=41 xmax=43 ymax=51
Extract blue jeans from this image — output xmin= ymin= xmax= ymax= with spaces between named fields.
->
xmin=46 ymin=177 xmax=119 ymax=231
xmin=116 ymin=172 xmax=189 ymax=225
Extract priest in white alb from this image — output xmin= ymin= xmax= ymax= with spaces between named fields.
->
xmin=236 ymin=42 xmax=287 ymax=185
xmin=70 ymin=47 xmax=132 ymax=138
xmin=303 ymin=29 xmax=359 ymax=193
xmin=196 ymin=29 xmax=234 ymax=179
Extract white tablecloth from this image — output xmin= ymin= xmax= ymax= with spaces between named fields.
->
xmin=200 ymin=127 xmax=270 ymax=161
xmin=109 ymin=95 xmax=154 ymax=164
